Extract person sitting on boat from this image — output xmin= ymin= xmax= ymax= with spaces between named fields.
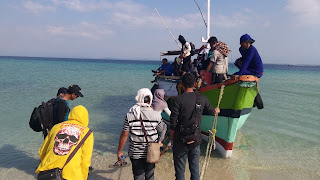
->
xmin=202 ymin=36 xmax=229 ymax=84
xmin=154 ymin=58 xmax=173 ymax=76
xmin=233 ymin=34 xmax=264 ymax=78
xmin=172 ymin=57 xmax=182 ymax=76
xmin=178 ymin=35 xmax=192 ymax=75
xmin=152 ymin=89 xmax=170 ymax=142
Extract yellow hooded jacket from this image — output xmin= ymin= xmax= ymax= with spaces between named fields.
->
xmin=36 ymin=105 xmax=94 ymax=180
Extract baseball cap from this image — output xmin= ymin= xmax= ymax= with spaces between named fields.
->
xmin=68 ymin=85 xmax=83 ymax=97
xmin=57 ymin=87 xmax=68 ymax=96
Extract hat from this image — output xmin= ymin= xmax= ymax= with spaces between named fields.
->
xmin=68 ymin=85 xmax=83 ymax=97
xmin=207 ymin=36 xmax=218 ymax=44
xmin=240 ymin=34 xmax=255 ymax=44
xmin=57 ymin=87 xmax=68 ymax=96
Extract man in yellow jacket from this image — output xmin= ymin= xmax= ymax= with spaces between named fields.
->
xmin=36 ymin=105 xmax=94 ymax=180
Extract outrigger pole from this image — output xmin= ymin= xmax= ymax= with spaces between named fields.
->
xmin=201 ymin=0 xmax=210 ymax=42
xmin=155 ymin=8 xmax=181 ymax=49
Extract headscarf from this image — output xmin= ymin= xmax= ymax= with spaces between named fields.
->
xmin=213 ymin=41 xmax=229 ymax=57
xmin=178 ymin=35 xmax=186 ymax=45
xmin=129 ymin=88 xmax=153 ymax=119
xmin=152 ymin=89 xmax=168 ymax=111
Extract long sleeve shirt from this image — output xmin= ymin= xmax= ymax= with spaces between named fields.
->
xmin=235 ymin=45 xmax=264 ymax=78
xmin=170 ymin=92 xmax=216 ymax=132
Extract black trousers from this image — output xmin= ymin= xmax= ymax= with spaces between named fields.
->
xmin=130 ymin=158 xmax=155 ymax=180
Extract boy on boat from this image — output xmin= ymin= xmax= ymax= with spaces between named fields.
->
xmin=201 ymin=36 xmax=229 ymax=85
xmin=233 ymin=34 xmax=264 ymax=78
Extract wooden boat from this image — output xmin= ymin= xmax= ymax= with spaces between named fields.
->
xmin=158 ymin=75 xmax=259 ymax=158
xmin=153 ymin=0 xmax=261 ymax=158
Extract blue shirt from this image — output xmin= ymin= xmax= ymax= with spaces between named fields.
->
xmin=235 ymin=45 xmax=264 ymax=78
xmin=161 ymin=63 xmax=173 ymax=76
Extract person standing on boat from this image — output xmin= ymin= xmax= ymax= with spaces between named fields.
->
xmin=170 ymin=73 xmax=220 ymax=180
xmin=117 ymin=88 xmax=165 ymax=180
xmin=202 ymin=36 xmax=229 ymax=84
xmin=178 ymin=35 xmax=192 ymax=75
xmin=233 ymin=34 xmax=264 ymax=78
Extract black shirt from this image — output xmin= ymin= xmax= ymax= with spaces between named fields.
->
xmin=170 ymin=92 xmax=216 ymax=132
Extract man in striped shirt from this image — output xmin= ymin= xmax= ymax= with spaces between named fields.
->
xmin=117 ymin=88 xmax=165 ymax=180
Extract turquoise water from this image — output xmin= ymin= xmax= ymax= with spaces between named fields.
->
xmin=0 ymin=56 xmax=319 ymax=179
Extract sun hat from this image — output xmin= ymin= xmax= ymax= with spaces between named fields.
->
xmin=240 ymin=34 xmax=255 ymax=44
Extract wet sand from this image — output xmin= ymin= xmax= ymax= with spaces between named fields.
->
xmin=1 ymin=132 xmax=319 ymax=180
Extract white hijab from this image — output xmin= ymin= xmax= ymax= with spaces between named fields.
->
xmin=129 ymin=88 xmax=153 ymax=119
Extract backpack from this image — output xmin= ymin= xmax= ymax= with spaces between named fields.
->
xmin=29 ymin=98 xmax=56 ymax=137
xmin=189 ymin=42 xmax=196 ymax=56
xmin=178 ymin=93 xmax=202 ymax=149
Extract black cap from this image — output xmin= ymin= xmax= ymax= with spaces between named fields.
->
xmin=68 ymin=85 xmax=83 ymax=97
xmin=57 ymin=87 xmax=68 ymax=96
xmin=207 ymin=36 xmax=218 ymax=44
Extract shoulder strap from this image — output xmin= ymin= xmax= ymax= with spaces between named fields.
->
xmin=139 ymin=115 xmax=149 ymax=143
xmin=193 ymin=93 xmax=201 ymax=118
xmin=62 ymin=129 xmax=92 ymax=169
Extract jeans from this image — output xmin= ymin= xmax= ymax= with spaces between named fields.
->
xmin=173 ymin=141 xmax=200 ymax=180
xmin=130 ymin=158 xmax=155 ymax=180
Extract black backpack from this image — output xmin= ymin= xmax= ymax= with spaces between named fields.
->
xmin=29 ymin=98 xmax=56 ymax=137
xmin=189 ymin=42 xmax=196 ymax=56
xmin=178 ymin=93 xmax=202 ymax=149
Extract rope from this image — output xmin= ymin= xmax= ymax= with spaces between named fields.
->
xmin=193 ymin=0 xmax=207 ymax=28
xmin=200 ymin=84 xmax=225 ymax=180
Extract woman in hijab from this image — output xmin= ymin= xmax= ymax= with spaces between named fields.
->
xmin=152 ymin=89 xmax=171 ymax=116
xmin=152 ymin=89 xmax=170 ymax=143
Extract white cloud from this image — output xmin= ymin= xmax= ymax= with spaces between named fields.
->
xmin=23 ymin=1 xmax=55 ymax=14
xmin=212 ymin=13 xmax=250 ymax=28
xmin=51 ymin=0 xmax=112 ymax=12
xmin=47 ymin=22 xmax=113 ymax=38
xmin=286 ymin=0 xmax=320 ymax=24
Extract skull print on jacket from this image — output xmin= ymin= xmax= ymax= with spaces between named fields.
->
xmin=53 ymin=126 xmax=81 ymax=155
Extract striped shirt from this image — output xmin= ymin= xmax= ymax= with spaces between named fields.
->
xmin=123 ymin=106 xmax=162 ymax=159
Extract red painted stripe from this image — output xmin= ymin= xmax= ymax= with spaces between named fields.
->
xmin=201 ymin=131 xmax=234 ymax=150
xmin=164 ymin=118 xmax=234 ymax=150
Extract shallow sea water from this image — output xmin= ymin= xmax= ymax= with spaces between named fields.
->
xmin=0 ymin=57 xmax=319 ymax=179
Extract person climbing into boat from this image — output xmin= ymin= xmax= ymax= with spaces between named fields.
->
xmin=36 ymin=105 xmax=94 ymax=180
xmin=198 ymin=44 xmax=212 ymax=86
xmin=233 ymin=34 xmax=264 ymax=78
xmin=152 ymin=89 xmax=170 ymax=142
xmin=171 ymin=57 xmax=182 ymax=76
xmin=202 ymin=36 xmax=229 ymax=84
xmin=190 ymin=58 xmax=200 ymax=79
xmin=178 ymin=35 xmax=192 ymax=75
xmin=170 ymin=73 xmax=220 ymax=180
xmin=117 ymin=88 xmax=165 ymax=180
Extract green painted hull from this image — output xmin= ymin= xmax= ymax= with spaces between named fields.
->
xmin=160 ymin=78 xmax=259 ymax=157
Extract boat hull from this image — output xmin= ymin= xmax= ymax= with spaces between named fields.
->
xmin=158 ymin=77 xmax=258 ymax=158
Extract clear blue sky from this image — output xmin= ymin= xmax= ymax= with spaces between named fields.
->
xmin=0 ymin=0 xmax=319 ymax=65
